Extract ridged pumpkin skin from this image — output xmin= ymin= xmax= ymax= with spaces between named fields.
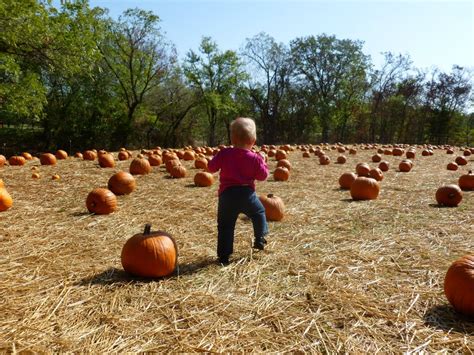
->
xmin=369 ymin=168 xmax=384 ymax=181
xmin=436 ymin=184 xmax=462 ymax=207
xmin=83 ymin=150 xmax=97 ymax=161
xmin=356 ymin=163 xmax=371 ymax=177
xmin=259 ymin=193 xmax=285 ymax=221
xmin=170 ymin=164 xmax=187 ymax=178
xmin=378 ymin=161 xmax=389 ymax=172
xmin=455 ymin=156 xmax=468 ymax=166
xmin=129 ymin=158 xmax=152 ymax=175
xmin=194 ymin=157 xmax=208 ymax=170
xmin=444 ymin=255 xmax=474 ymax=317
xmin=121 ymin=224 xmax=178 ymax=278
xmin=447 ymin=162 xmax=459 ymax=171
xmin=108 ymin=171 xmax=136 ymax=195
xmin=350 ymin=177 xmax=380 ymax=200
xmin=9 ymin=156 xmax=26 ymax=166
xmin=194 ymin=171 xmax=214 ymax=187
xmin=0 ymin=188 xmax=13 ymax=212
xmin=40 ymin=153 xmax=57 ymax=166
xmin=459 ymin=171 xmax=474 ymax=191
xmin=148 ymin=154 xmax=162 ymax=166
xmin=86 ymin=188 xmax=117 ymax=214
xmin=338 ymin=172 xmax=357 ymax=190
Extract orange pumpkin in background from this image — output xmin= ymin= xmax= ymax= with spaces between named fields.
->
xmin=108 ymin=171 xmax=136 ymax=195
xmin=86 ymin=188 xmax=117 ymax=214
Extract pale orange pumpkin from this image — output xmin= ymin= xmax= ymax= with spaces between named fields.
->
xmin=259 ymin=193 xmax=285 ymax=221
xmin=194 ymin=171 xmax=214 ymax=187
xmin=40 ymin=153 xmax=57 ymax=166
xmin=98 ymin=153 xmax=115 ymax=168
xmin=0 ymin=187 xmax=13 ymax=212
xmin=108 ymin=171 xmax=136 ymax=195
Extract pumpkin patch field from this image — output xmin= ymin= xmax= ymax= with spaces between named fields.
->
xmin=0 ymin=144 xmax=473 ymax=352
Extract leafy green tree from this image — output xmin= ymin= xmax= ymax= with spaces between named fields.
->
xmin=184 ymin=37 xmax=247 ymax=146
xmin=97 ymin=8 xmax=175 ymax=146
xmin=242 ymin=32 xmax=292 ymax=144
xmin=290 ymin=34 xmax=370 ymax=142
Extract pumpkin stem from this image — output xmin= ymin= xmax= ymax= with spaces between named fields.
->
xmin=267 ymin=193 xmax=274 ymax=198
xmin=144 ymin=224 xmax=152 ymax=235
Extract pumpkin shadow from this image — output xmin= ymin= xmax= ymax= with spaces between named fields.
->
xmin=428 ymin=203 xmax=456 ymax=209
xmin=76 ymin=267 xmax=164 ymax=286
xmin=71 ymin=211 xmax=91 ymax=217
xmin=423 ymin=304 xmax=474 ymax=334
xmin=340 ymin=198 xmax=356 ymax=203
xmin=184 ymin=183 xmax=198 ymax=188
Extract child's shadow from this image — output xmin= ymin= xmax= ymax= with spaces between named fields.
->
xmin=423 ymin=304 xmax=474 ymax=334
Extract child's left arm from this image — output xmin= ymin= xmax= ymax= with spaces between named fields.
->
xmin=207 ymin=151 xmax=221 ymax=173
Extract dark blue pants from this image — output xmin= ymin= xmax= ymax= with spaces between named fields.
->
xmin=217 ymin=186 xmax=268 ymax=259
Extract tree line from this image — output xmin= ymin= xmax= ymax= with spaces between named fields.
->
xmin=1 ymin=0 xmax=473 ymax=154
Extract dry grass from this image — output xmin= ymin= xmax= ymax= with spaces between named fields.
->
xmin=0 ymin=146 xmax=473 ymax=353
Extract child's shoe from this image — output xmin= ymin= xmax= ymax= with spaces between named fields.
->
xmin=218 ymin=256 xmax=230 ymax=266
xmin=253 ymin=239 xmax=265 ymax=250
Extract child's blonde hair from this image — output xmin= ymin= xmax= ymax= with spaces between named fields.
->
xmin=230 ymin=117 xmax=256 ymax=145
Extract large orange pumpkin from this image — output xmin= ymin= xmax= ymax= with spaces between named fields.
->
xmin=458 ymin=170 xmax=474 ymax=191
xmin=259 ymin=193 xmax=285 ymax=221
xmin=444 ymin=255 xmax=474 ymax=317
xmin=435 ymin=184 xmax=462 ymax=207
xmin=55 ymin=150 xmax=68 ymax=160
xmin=86 ymin=188 xmax=117 ymax=214
xmin=121 ymin=224 xmax=178 ymax=278
xmin=129 ymin=157 xmax=152 ymax=175
xmin=170 ymin=164 xmax=187 ymax=178
xmin=108 ymin=171 xmax=136 ymax=195
xmin=350 ymin=177 xmax=380 ymax=200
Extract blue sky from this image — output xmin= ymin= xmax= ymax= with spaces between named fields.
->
xmin=86 ymin=0 xmax=473 ymax=72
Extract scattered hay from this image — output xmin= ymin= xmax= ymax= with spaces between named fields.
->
xmin=0 ymin=147 xmax=473 ymax=352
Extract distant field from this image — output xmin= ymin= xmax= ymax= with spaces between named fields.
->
xmin=1 ymin=145 xmax=473 ymax=352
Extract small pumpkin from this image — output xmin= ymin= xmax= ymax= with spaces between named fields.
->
xmin=399 ymin=160 xmax=412 ymax=172
xmin=444 ymin=255 xmax=474 ymax=317
xmin=274 ymin=167 xmax=290 ymax=181
xmin=406 ymin=150 xmax=416 ymax=159
xmin=277 ymin=159 xmax=292 ymax=170
xmin=371 ymin=154 xmax=382 ymax=163
xmin=378 ymin=161 xmax=389 ymax=172
xmin=121 ymin=224 xmax=178 ymax=278
xmin=0 ymin=187 xmax=13 ymax=211
xmin=447 ymin=162 xmax=459 ymax=171
xmin=455 ymin=156 xmax=468 ymax=166
xmin=350 ymin=177 xmax=380 ymax=200
xmin=0 ymin=155 xmax=6 ymax=167
xmin=22 ymin=152 xmax=33 ymax=160
xmin=74 ymin=152 xmax=83 ymax=159
xmin=83 ymin=150 xmax=97 ymax=161
xmin=108 ymin=171 xmax=136 ymax=195
xmin=98 ymin=153 xmax=115 ymax=168
xmin=183 ymin=150 xmax=195 ymax=161
xmin=336 ymin=155 xmax=347 ymax=164
xmin=8 ymin=156 xmax=26 ymax=166
xmin=369 ymin=168 xmax=384 ymax=181
xmin=118 ymin=151 xmax=130 ymax=161
xmin=55 ymin=150 xmax=68 ymax=160
xmin=194 ymin=171 xmax=214 ymax=187
xmin=32 ymin=172 xmax=40 ymax=179
xmin=319 ymin=155 xmax=330 ymax=165
xmin=40 ymin=153 xmax=57 ymax=166
xmin=338 ymin=172 xmax=357 ymax=190
xmin=194 ymin=157 xmax=208 ymax=170
xmin=52 ymin=174 xmax=60 ymax=180
xmin=170 ymin=164 xmax=187 ymax=178
xmin=259 ymin=193 xmax=285 ymax=221
xmin=129 ymin=157 xmax=152 ymax=175
xmin=463 ymin=150 xmax=472 ymax=157
xmin=165 ymin=158 xmax=181 ymax=173
xmin=86 ymin=188 xmax=117 ymax=214
xmin=275 ymin=150 xmax=287 ymax=161
xmin=458 ymin=170 xmax=474 ymax=191
xmin=435 ymin=184 xmax=462 ymax=207
xmin=148 ymin=154 xmax=162 ymax=166
xmin=355 ymin=163 xmax=371 ymax=177
xmin=393 ymin=148 xmax=404 ymax=156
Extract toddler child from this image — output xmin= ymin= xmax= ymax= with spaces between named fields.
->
xmin=207 ymin=117 xmax=269 ymax=265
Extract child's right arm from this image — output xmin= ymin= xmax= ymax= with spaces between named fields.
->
xmin=207 ymin=152 xmax=221 ymax=173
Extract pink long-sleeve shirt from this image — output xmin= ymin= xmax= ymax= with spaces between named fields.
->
xmin=208 ymin=147 xmax=269 ymax=195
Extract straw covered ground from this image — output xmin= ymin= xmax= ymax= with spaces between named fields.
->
xmin=1 ymin=145 xmax=473 ymax=353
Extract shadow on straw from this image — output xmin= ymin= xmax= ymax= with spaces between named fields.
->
xmin=428 ymin=203 xmax=456 ymax=209
xmin=177 ymin=257 xmax=217 ymax=275
xmin=423 ymin=304 xmax=474 ymax=334
xmin=76 ymin=267 xmax=161 ymax=286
